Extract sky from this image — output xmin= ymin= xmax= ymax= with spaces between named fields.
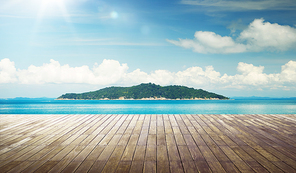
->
xmin=0 ymin=0 xmax=296 ymax=98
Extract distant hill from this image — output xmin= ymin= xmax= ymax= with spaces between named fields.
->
xmin=0 ymin=97 xmax=54 ymax=100
xmin=231 ymin=96 xmax=296 ymax=100
xmin=57 ymin=83 xmax=228 ymax=100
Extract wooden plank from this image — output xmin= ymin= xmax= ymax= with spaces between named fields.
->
xmin=21 ymin=160 xmax=49 ymax=173
xmin=157 ymin=114 xmax=164 ymax=127
xmin=169 ymin=115 xmax=178 ymax=127
xmin=88 ymin=134 xmax=105 ymax=146
xmin=101 ymin=145 xmax=125 ymax=173
xmin=72 ymin=145 xmax=98 ymax=162
xmin=133 ymin=120 xmax=144 ymax=134
xmin=149 ymin=120 xmax=157 ymax=135
xmin=157 ymin=145 xmax=168 ymax=162
xmin=121 ymin=144 xmax=137 ymax=162
xmin=118 ymin=134 xmax=131 ymax=146
xmin=91 ymin=115 xmax=116 ymax=135
xmin=178 ymin=145 xmax=198 ymax=172
xmin=157 ymin=133 xmax=166 ymax=146
xmin=84 ymin=145 xmax=105 ymax=161
xmin=174 ymin=134 xmax=186 ymax=146
xmin=164 ymin=115 xmax=173 ymax=134
xmin=220 ymin=145 xmax=254 ymax=172
xmin=121 ymin=134 xmax=139 ymax=161
xmin=33 ymin=161 xmax=59 ymax=173
xmin=157 ymin=161 xmax=170 ymax=173
xmin=96 ymin=145 xmax=116 ymax=161
xmin=116 ymin=161 xmax=132 ymax=173
xmin=143 ymin=114 xmax=151 ymax=127
xmin=147 ymin=134 xmax=157 ymax=146
xmin=49 ymin=145 xmax=77 ymax=161
xmin=0 ymin=145 xmax=37 ymax=167
xmin=240 ymin=145 xmax=284 ymax=173
xmin=169 ymin=160 xmax=184 ymax=173
xmin=125 ymin=115 xmax=138 ymax=134
xmin=197 ymin=115 xmax=246 ymax=173
xmin=227 ymin=115 xmax=296 ymax=172
xmin=74 ymin=160 xmax=94 ymax=173
xmin=198 ymin=145 xmax=226 ymax=173
xmin=49 ymin=146 xmax=86 ymax=172
xmin=13 ymin=145 xmax=44 ymax=161
xmin=145 ymin=145 xmax=156 ymax=162
xmin=26 ymin=145 xmax=57 ymax=161
xmin=167 ymin=144 xmax=181 ymax=161
xmin=6 ymin=160 xmax=33 ymax=173
xmin=144 ymin=161 xmax=156 ymax=173
xmin=175 ymin=114 xmax=190 ymax=135
xmin=205 ymin=114 xmax=269 ymax=173
xmin=81 ymin=115 xmax=104 ymax=135
xmin=88 ymin=160 xmax=107 ymax=173
xmin=129 ymin=161 xmax=143 ymax=173
xmin=0 ymin=161 xmax=23 ymax=173
xmin=133 ymin=145 xmax=146 ymax=161
xmin=166 ymin=134 xmax=177 ymax=147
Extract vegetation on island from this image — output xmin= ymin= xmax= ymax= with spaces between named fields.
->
xmin=57 ymin=83 xmax=229 ymax=100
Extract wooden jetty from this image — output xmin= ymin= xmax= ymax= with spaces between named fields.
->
xmin=0 ymin=114 xmax=296 ymax=173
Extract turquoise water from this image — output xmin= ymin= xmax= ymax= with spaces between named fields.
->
xmin=0 ymin=99 xmax=295 ymax=114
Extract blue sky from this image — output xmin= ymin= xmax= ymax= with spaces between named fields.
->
xmin=0 ymin=0 xmax=296 ymax=98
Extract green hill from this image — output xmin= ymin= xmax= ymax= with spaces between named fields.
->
xmin=57 ymin=83 xmax=229 ymax=100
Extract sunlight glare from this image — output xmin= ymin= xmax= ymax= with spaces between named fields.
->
xmin=110 ymin=11 xmax=118 ymax=19
xmin=37 ymin=0 xmax=69 ymax=18
xmin=34 ymin=0 xmax=75 ymax=35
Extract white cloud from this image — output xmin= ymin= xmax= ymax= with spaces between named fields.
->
xmin=279 ymin=60 xmax=296 ymax=83
xmin=232 ymin=62 xmax=271 ymax=86
xmin=0 ymin=58 xmax=17 ymax=83
xmin=17 ymin=59 xmax=129 ymax=85
xmin=18 ymin=59 xmax=93 ymax=84
xmin=167 ymin=31 xmax=246 ymax=54
xmin=167 ymin=19 xmax=296 ymax=54
xmin=93 ymin=59 xmax=129 ymax=85
xmin=239 ymin=19 xmax=296 ymax=51
xmin=1 ymin=58 xmax=296 ymax=91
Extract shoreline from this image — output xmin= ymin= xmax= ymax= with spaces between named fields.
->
xmin=56 ymin=98 xmax=228 ymax=101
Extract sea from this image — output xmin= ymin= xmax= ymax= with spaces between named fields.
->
xmin=0 ymin=98 xmax=296 ymax=114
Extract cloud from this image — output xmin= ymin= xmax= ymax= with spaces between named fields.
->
xmin=167 ymin=31 xmax=246 ymax=54
xmin=71 ymin=38 xmax=162 ymax=46
xmin=230 ymin=62 xmax=273 ymax=86
xmin=0 ymin=58 xmax=17 ymax=83
xmin=1 ymin=58 xmax=296 ymax=91
xmin=180 ymin=0 xmax=296 ymax=11
xmin=17 ymin=59 xmax=129 ymax=85
xmin=167 ymin=19 xmax=296 ymax=54
xmin=239 ymin=19 xmax=296 ymax=51
xmin=279 ymin=60 xmax=296 ymax=83
xmin=227 ymin=19 xmax=247 ymax=35
xmin=93 ymin=59 xmax=129 ymax=85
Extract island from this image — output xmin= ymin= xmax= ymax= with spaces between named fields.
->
xmin=57 ymin=83 xmax=229 ymax=100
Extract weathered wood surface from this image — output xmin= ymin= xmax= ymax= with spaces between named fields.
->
xmin=0 ymin=114 xmax=296 ymax=173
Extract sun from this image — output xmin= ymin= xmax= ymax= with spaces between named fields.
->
xmin=33 ymin=0 xmax=74 ymax=36
xmin=40 ymin=0 xmax=66 ymax=8
xmin=37 ymin=0 xmax=69 ymax=18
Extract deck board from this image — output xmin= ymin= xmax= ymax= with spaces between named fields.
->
xmin=1 ymin=114 xmax=296 ymax=173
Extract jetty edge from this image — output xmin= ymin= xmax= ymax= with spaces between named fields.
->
xmin=57 ymin=83 xmax=229 ymax=100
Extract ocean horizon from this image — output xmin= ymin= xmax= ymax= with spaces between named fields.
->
xmin=1 ymin=98 xmax=295 ymax=114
